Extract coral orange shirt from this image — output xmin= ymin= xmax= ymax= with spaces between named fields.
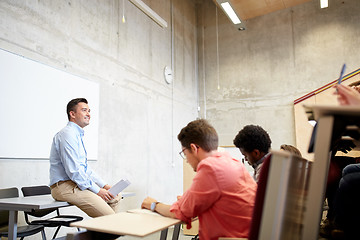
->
xmin=170 ymin=152 xmax=257 ymax=240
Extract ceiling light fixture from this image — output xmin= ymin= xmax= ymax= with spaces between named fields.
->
xmin=320 ymin=0 xmax=328 ymax=8
xmin=215 ymin=0 xmax=246 ymax=31
xmin=220 ymin=2 xmax=241 ymax=24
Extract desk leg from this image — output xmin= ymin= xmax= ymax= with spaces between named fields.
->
xmin=160 ymin=228 xmax=168 ymax=240
xmin=8 ymin=210 xmax=18 ymax=240
xmin=302 ymin=116 xmax=334 ymax=240
xmin=172 ymin=224 xmax=181 ymax=240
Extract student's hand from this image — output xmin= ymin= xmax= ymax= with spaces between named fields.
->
xmin=336 ymin=84 xmax=360 ymax=106
xmin=103 ymin=184 xmax=111 ymax=190
xmin=97 ymin=188 xmax=114 ymax=202
xmin=141 ymin=197 xmax=176 ymax=218
xmin=141 ymin=196 xmax=157 ymax=210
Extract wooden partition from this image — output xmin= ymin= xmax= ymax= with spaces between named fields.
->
xmin=294 ymin=68 xmax=360 ymax=160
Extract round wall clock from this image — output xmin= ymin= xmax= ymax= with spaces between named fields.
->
xmin=164 ymin=66 xmax=173 ymax=84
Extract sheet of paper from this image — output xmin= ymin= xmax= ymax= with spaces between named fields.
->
xmin=127 ymin=208 xmax=161 ymax=216
xmin=109 ymin=179 xmax=131 ymax=196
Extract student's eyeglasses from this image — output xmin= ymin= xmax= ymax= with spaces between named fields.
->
xmin=179 ymin=148 xmax=187 ymax=160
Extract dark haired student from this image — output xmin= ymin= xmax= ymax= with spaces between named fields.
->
xmin=233 ymin=125 xmax=272 ymax=183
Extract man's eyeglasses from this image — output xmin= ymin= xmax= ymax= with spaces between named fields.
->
xmin=179 ymin=148 xmax=186 ymax=160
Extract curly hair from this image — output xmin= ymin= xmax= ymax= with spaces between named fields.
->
xmin=177 ymin=119 xmax=218 ymax=152
xmin=233 ymin=125 xmax=271 ymax=153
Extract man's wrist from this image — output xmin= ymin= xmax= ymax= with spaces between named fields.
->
xmin=150 ymin=201 xmax=159 ymax=212
xmin=90 ymin=185 xmax=100 ymax=194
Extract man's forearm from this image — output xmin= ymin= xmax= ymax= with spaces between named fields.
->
xmin=141 ymin=196 xmax=177 ymax=219
xmin=154 ymin=202 xmax=176 ymax=218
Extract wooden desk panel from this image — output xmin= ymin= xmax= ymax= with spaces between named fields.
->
xmin=71 ymin=211 xmax=181 ymax=237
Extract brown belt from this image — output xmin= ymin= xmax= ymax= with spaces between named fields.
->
xmin=50 ymin=180 xmax=71 ymax=189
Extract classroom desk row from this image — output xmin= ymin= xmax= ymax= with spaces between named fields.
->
xmin=0 ymin=192 xmax=182 ymax=240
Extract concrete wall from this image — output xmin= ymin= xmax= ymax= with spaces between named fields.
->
xmin=1 ymin=0 xmax=360 ymax=238
xmin=197 ymin=0 xmax=360 ymax=154
xmin=0 ymin=0 xmax=198 ymax=238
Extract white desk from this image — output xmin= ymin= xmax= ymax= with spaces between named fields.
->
xmin=0 ymin=194 xmax=70 ymax=240
xmin=301 ymin=105 xmax=360 ymax=240
xmin=0 ymin=191 xmax=135 ymax=240
xmin=71 ymin=209 xmax=181 ymax=240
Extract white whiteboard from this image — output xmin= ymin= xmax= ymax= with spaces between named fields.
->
xmin=0 ymin=48 xmax=99 ymax=159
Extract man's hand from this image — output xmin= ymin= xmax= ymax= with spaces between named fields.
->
xmin=97 ymin=188 xmax=114 ymax=202
xmin=141 ymin=196 xmax=176 ymax=218
xmin=141 ymin=196 xmax=157 ymax=210
xmin=103 ymin=184 xmax=111 ymax=190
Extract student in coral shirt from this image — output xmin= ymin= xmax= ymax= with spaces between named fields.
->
xmin=141 ymin=119 xmax=257 ymax=240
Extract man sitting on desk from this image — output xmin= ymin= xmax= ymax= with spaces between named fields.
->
xmin=142 ymin=119 xmax=257 ymax=240
xmin=49 ymin=98 xmax=121 ymax=217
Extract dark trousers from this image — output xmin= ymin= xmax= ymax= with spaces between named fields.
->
xmin=334 ymin=163 xmax=360 ymax=239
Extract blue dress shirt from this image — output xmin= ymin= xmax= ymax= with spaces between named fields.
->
xmin=49 ymin=121 xmax=106 ymax=194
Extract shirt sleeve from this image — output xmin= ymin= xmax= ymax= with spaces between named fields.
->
xmin=86 ymin=167 xmax=107 ymax=190
xmin=58 ymin=131 xmax=102 ymax=193
xmin=170 ymin=162 xmax=221 ymax=227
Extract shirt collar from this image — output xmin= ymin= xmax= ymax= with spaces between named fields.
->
xmin=68 ymin=121 xmax=84 ymax=137
xmin=252 ymin=152 xmax=270 ymax=168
